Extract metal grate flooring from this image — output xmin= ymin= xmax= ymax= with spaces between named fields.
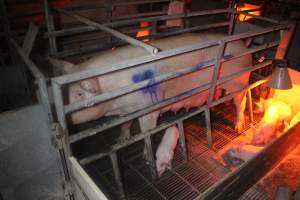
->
xmin=85 ymin=105 xmax=269 ymax=200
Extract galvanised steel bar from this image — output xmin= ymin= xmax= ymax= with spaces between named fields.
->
xmin=208 ymin=42 xmax=226 ymax=105
xmin=69 ymin=60 xmax=272 ymax=144
xmin=79 ymin=106 xmax=206 ymax=165
xmin=44 ymin=0 xmax=57 ymax=55
xmin=204 ymin=107 xmax=212 ymax=147
xmin=177 ymin=120 xmax=188 ymax=161
xmin=22 ymin=23 xmax=39 ymax=57
xmin=56 ymin=8 xmax=159 ymax=55
xmin=109 ymin=152 xmax=125 ymax=198
xmin=228 ymin=12 xmax=235 ymax=35
xmin=64 ymin=59 xmax=216 ymax=114
xmin=52 ymin=23 xmax=289 ymax=85
xmin=144 ymin=136 xmax=158 ymax=179
xmin=10 ymin=38 xmax=44 ymax=79
xmin=155 ymin=22 xmax=230 ymax=37
xmin=45 ymin=8 xmax=230 ymax=38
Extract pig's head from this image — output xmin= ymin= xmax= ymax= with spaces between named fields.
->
xmin=156 ymin=160 xmax=171 ymax=177
xmin=49 ymin=58 xmax=105 ymax=124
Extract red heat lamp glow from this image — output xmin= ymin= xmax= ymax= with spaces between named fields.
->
xmin=136 ymin=21 xmax=150 ymax=41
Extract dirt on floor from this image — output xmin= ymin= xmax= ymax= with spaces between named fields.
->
xmin=258 ymin=145 xmax=300 ymax=198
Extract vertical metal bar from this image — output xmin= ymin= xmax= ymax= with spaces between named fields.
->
xmin=246 ymin=89 xmax=253 ymax=123
xmin=37 ymin=79 xmax=54 ymax=124
xmin=177 ymin=121 xmax=188 ymax=161
xmin=52 ymin=81 xmax=75 ymax=199
xmin=204 ymin=107 xmax=213 ymax=147
xmin=44 ymin=0 xmax=57 ymax=56
xmin=150 ymin=21 xmax=157 ymax=40
xmin=228 ymin=12 xmax=235 ymax=35
xmin=109 ymin=152 xmax=125 ymax=199
xmin=144 ymin=136 xmax=158 ymax=179
xmin=208 ymin=42 xmax=226 ymax=105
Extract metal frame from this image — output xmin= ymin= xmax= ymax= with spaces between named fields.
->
xmin=49 ymin=8 xmax=294 ymax=199
xmin=11 ymin=3 xmax=295 ymax=199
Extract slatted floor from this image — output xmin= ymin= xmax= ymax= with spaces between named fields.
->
xmin=84 ymin=104 xmax=269 ymax=200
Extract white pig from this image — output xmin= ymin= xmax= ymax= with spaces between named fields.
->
xmin=155 ymin=126 xmax=179 ymax=177
xmin=50 ymin=33 xmax=252 ymax=149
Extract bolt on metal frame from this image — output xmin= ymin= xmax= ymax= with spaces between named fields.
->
xmin=11 ymin=2 xmax=292 ymax=199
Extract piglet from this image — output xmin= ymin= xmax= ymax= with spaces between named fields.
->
xmin=228 ymin=144 xmax=263 ymax=162
xmin=252 ymin=99 xmax=292 ymax=145
xmin=156 ymin=126 xmax=179 ymax=177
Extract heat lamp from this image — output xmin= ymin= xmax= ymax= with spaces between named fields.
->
xmin=267 ymin=59 xmax=292 ymax=90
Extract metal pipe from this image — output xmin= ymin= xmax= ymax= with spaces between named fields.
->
xmin=109 ymin=153 xmax=125 ymax=198
xmin=208 ymin=42 xmax=226 ymax=105
xmin=9 ymin=38 xmax=44 ymax=79
xmin=247 ymin=90 xmax=253 ymax=123
xmin=44 ymin=0 xmax=57 ymax=55
xmin=228 ymin=12 xmax=235 ymax=35
xmin=45 ymin=8 xmax=230 ymax=38
xmin=204 ymin=107 xmax=212 ymax=147
xmin=56 ymin=8 xmax=159 ymax=55
xmin=52 ymin=24 xmax=289 ymax=85
xmin=144 ymin=136 xmax=158 ymax=179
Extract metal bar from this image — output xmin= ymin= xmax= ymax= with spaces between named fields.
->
xmin=52 ymin=23 xmax=289 ymax=85
xmin=22 ymin=23 xmax=39 ymax=56
xmin=156 ymin=22 xmax=230 ymax=37
xmin=69 ymin=157 xmax=109 ymax=200
xmin=44 ymin=0 xmax=57 ymax=55
xmin=247 ymin=90 xmax=253 ymax=123
xmin=37 ymin=79 xmax=54 ymax=124
xmin=113 ymin=0 xmax=170 ymax=7
xmin=109 ymin=152 xmax=125 ymax=198
xmin=177 ymin=120 xmax=188 ymax=161
xmin=56 ymin=8 xmax=159 ymax=55
xmin=79 ymin=107 xmax=206 ymax=165
xmin=10 ymin=39 xmax=44 ymax=79
xmin=204 ymin=107 xmax=212 ymax=147
xmin=228 ymin=12 xmax=235 ymax=35
xmin=45 ymin=9 xmax=230 ymax=38
xmin=64 ymin=59 xmax=215 ymax=114
xmin=69 ymin=60 xmax=272 ymax=144
xmin=208 ymin=42 xmax=226 ymax=105
xmin=144 ymin=136 xmax=158 ymax=179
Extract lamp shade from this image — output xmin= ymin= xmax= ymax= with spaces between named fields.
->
xmin=266 ymin=59 xmax=292 ymax=90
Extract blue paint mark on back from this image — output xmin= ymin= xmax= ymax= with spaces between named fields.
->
xmin=132 ymin=69 xmax=160 ymax=103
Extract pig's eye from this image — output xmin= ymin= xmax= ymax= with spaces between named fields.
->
xmin=78 ymin=92 xmax=83 ymax=97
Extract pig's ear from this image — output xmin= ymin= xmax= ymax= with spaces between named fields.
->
xmin=48 ymin=57 xmax=75 ymax=74
xmin=80 ymin=78 xmax=101 ymax=94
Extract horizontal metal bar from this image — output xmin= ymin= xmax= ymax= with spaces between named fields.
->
xmin=56 ymin=8 xmax=159 ymax=55
xmin=64 ymin=59 xmax=215 ymax=114
xmin=45 ymin=9 xmax=230 ymax=38
xmin=113 ymin=0 xmax=170 ymax=7
xmin=79 ymin=106 xmax=207 ymax=165
xmin=52 ymin=23 xmax=289 ymax=85
xmin=69 ymin=60 xmax=271 ymax=144
xmin=156 ymin=21 xmax=230 ymax=37
xmin=9 ymin=38 xmax=45 ymax=79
